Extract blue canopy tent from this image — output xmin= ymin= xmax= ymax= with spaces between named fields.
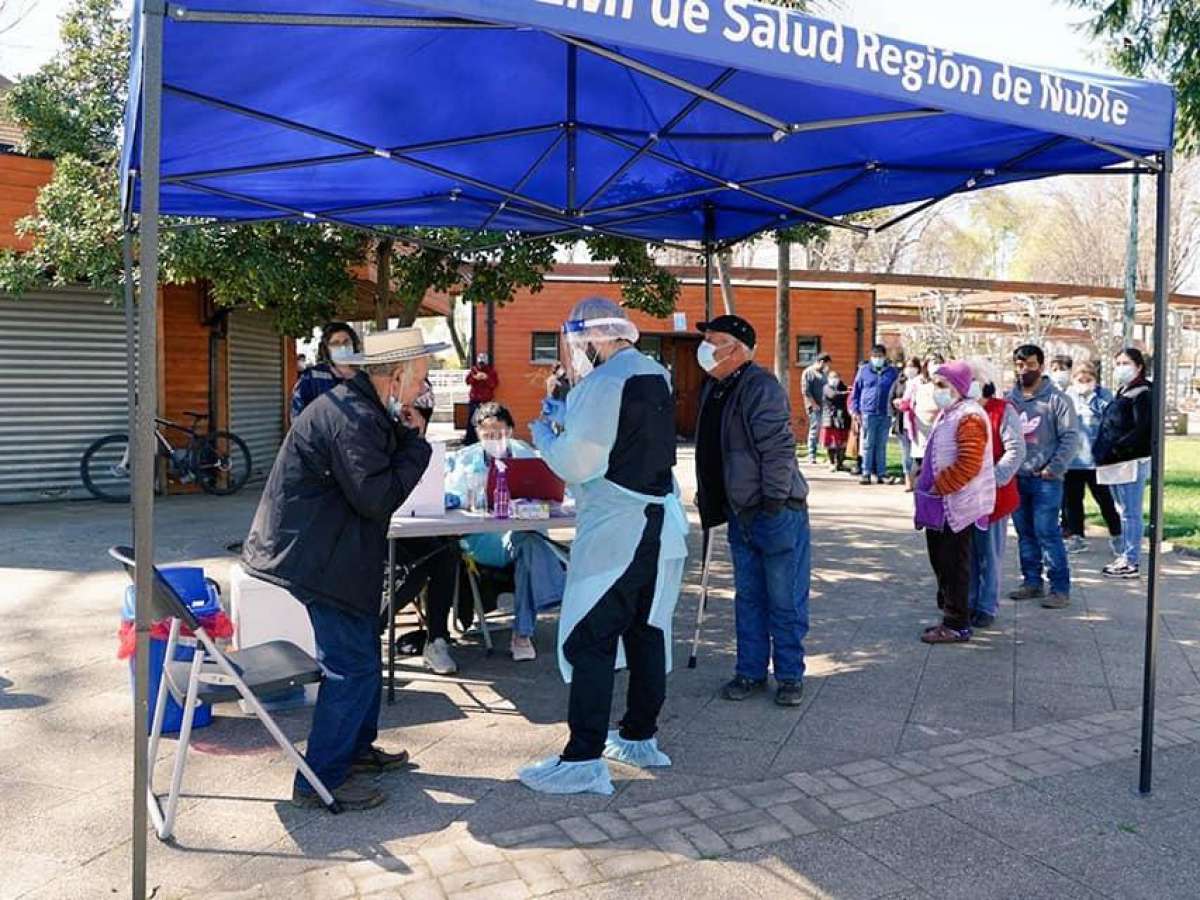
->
xmin=120 ymin=0 xmax=1176 ymax=894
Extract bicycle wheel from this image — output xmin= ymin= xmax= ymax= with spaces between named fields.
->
xmin=194 ymin=430 xmax=252 ymax=495
xmin=80 ymin=434 xmax=132 ymax=502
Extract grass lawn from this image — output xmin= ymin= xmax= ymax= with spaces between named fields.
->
xmin=825 ymin=435 xmax=1200 ymax=551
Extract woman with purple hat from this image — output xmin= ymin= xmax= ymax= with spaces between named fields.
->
xmin=913 ymin=360 xmax=997 ymax=644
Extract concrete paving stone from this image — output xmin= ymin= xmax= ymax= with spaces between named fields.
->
xmin=1028 ymin=755 xmax=1200 ymax=825
xmin=821 ymin=787 xmax=880 ymax=809
xmin=676 ymin=821 xmax=732 ymax=856
xmin=763 ymin=802 xmax=819 ymax=837
xmin=958 ymin=761 xmax=1014 ymax=788
xmin=838 ymin=797 xmax=900 ymax=822
xmin=620 ymin=797 xmax=683 ymax=821
xmin=628 ymin=809 xmax=698 ymax=835
xmin=437 ymin=860 xmax=520 ymax=895
xmin=489 ymin=823 xmax=571 ymax=853
xmin=592 ymin=848 xmax=674 ymax=880
xmin=586 ymin=811 xmax=637 ymax=840
xmin=556 ymin=815 xmax=609 ymax=845
xmin=511 ymin=856 xmax=569 ymax=895
xmin=807 ymin=769 xmax=858 ymax=793
xmin=734 ymin=776 xmax=806 ymax=808
xmin=567 ymin=857 xmax=776 ymax=900
xmin=937 ymin=783 xmax=1107 ymax=853
xmin=398 ymin=880 xmax=448 ymax=900
xmin=698 ymin=787 xmax=752 ymax=814
xmin=543 ymin=847 xmax=604 ymax=888
xmin=445 ymin=877 xmax=532 ymax=900
xmin=846 ymin=765 xmax=908 ymax=788
xmin=300 ymin=866 xmax=358 ymax=900
xmin=920 ymin=859 xmax=1104 ymax=900
xmin=649 ymin=827 xmax=703 ymax=862
xmin=782 ymin=771 xmax=831 ymax=795
xmin=933 ymin=776 xmax=995 ymax=800
xmin=870 ymin=778 xmax=945 ymax=810
xmin=732 ymin=831 xmax=920 ymax=899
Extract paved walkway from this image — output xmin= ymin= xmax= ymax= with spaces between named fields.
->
xmin=2 ymin=457 xmax=1199 ymax=899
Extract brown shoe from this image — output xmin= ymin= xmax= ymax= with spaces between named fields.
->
xmin=292 ymin=775 xmax=386 ymax=811
xmin=1041 ymin=592 xmax=1071 ymax=609
xmin=1008 ymin=584 xmax=1044 ymax=602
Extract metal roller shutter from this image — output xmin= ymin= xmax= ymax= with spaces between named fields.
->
xmin=228 ymin=311 xmax=283 ymax=483
xmin=0 ymin=289 xmax=130 ymax=503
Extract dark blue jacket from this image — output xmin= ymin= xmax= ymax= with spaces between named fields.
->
xmin=850 ymin=363 xmax=899 ymax=417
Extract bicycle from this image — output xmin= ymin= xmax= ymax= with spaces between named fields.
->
xmin=80 ymin=411 xmax=253 ymax=503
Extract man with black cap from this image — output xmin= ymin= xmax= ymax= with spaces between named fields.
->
xmin=693 ymin=315 xmax=811 ymax=707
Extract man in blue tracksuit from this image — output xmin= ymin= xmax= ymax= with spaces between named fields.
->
xmin=850 ymin=344 xmax=899 ymax=485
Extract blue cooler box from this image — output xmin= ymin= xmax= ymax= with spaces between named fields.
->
xmin=123 ymin=566 xmax=221 ymax=735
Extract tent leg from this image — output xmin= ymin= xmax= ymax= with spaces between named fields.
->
xmin=703 ymin=246 xmax=713 ymax=322
xmin=122 ymin=231 xmax=136 ymax=439
xmin=1139 ymin=148 xmax=1172 ymax=795
xmin=133 ymin=1 xmax=165 ymax=894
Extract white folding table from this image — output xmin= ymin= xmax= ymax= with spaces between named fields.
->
xmin=384 ymin=508 xmax=575 ymax=702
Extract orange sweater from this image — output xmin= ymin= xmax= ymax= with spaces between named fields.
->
xmin=933 ymin=415 xmax=988 ymax=496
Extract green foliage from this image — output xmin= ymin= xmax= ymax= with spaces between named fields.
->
xmin=582 ymin=235 xmax=680 ymax=317
xmin=1070 ymin=0 xmax=1200 ymax=152
xmin=776 ymin=221 xmax=829 ymax=246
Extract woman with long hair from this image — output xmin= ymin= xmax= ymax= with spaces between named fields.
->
xmin=290 ymin=321 xmax=362 ymax=420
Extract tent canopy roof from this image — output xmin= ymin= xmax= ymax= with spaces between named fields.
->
xmin=121 ymin=0 xmax=1175 ymax=246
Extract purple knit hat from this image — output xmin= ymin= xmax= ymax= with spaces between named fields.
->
xmin=935 ymin=361 xmax=973 ymax=399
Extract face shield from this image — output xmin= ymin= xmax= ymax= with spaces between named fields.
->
xmin=560 ymin=315 xmax=640 ymax=384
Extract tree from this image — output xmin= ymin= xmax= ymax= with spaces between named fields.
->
xmin=1071 ymin=0 xmax=1200 ymax=153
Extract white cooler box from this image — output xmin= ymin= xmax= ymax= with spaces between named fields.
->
xmin=230 ymin=564 xmax=319 ymax=709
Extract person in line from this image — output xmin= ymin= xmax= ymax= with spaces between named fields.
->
xmin=850 ymin=345 xmax=899 ymax=485
xmin=1093 ymin=348 xmax=1154 ymax=579
xmin=905 ymin=354 xmax=943 ymax=478
xmin=801 ymin=352 xmax=832 ymax=465
xmin=296 ymin=352 xmax=308 ymax=372
xmin=464 ymin=352 xmax=499 ymax=445
xmin=914 ymin=361 xmax=996 ymax=643
xmin=693 ymin=315 xmax=811 ymax=708
xmin=290 ymin=322 xmax=361 ymax=419
xmin=845 ymin=377 xmax=862 ymax=476
xmin=1062 ymin=361 xmax=1122 ymax=555
xmin=445 ymin=402 xmax=567 ymax=662
xmin=966 ymin=361 xmax=1025 ymax=629
xmin=1048 ymin=354 xmax=1075 ymax=393
xmin=520 ymin=298 xmax=687 ymax=794
xmin=1008 ymin=344 xmax=1079 ymax=609
xmin=890 ymin=357 xmax=921 ymax=490
xmin=821 ymin=370 xmax=851 ymax=472
xmin=244 ymin=328 xmax=444 ymax=811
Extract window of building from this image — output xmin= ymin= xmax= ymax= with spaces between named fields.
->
xmin=639 ymin=334 xmax=663 ymax=362
xmin=796 ymin=335 xmax=822 ymax=366
xmin=531 ymin=332 xmax=560 ymax=364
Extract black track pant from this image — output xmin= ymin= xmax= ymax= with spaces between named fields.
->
xmin=926 ymin=524 xmax=972 ymax=632
xmin=561 ymin=506 xmax=666 ymax=762
xmin=1062 ymin=469 xmax=1121 ymax=538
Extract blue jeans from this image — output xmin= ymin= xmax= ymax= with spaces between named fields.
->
xmin=898 ymin=432 xmax=914 ymax=476
xmin=861 ymin=414 xmax=891 ymax=478
xmin=1109 ymin=459 xmax=1150 ymax=565
xmin=295 ymin=603 xmax=381 ymax=794
xmin=1013 ymin=475 xmax=1070 ymax=595
xmin=727 ymin=505 xmax=811 ymax=683
xmin=511 ymin=532 xmax=566 ymax=637
xmin=969 ymin=517 xmax=1009 ymax=616
xmin=805 ymin=409 xmax=821 ymax=460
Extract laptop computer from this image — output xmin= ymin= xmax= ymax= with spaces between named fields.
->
xmin=486 ymin=457 xmax=565 ymax=504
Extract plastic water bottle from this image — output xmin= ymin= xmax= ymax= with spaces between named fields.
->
xmin=493 ymin=461 xmax=511 ymax=520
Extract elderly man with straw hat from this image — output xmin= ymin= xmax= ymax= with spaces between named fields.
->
xmin=244 ymin=327 xmax=446 ymax=811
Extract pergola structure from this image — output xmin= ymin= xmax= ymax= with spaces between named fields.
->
xmin=119 ymin=1 xmax=1177 ymax=895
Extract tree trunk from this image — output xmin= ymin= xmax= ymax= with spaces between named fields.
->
xmin=716 ymin=248 xmax=736 ymax=314
xmin=374 ymin=237 xmax=393 ymax=329
xmin=446 ymin=294 xmax=468 ymax=366
xmin=775 ymin=237 xmax=790 ymax=401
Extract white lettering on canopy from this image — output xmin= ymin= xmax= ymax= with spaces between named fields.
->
xmin=534 ymin=0 xmax=633 ymax=20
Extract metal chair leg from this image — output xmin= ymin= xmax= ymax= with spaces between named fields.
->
xmin=159 ymin=647 xmax=204 ymax=840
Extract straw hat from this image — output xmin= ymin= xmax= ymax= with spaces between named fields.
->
xmin=346 ymin=328 xmax=448 ymax=366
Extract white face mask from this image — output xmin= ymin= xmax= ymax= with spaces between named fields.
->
xmin=933 ymin=388 xmax=956 ymax=409
xmin=481 ymin=437 xmax=509 ymax=459
xmin=967 ymin=381 xmax=983 ymax=400
xmin=1072 ymin=380 xmax=1095 ymax=395
xmin=1114 ymin=363 xmax=1136 ymax=386
xmin=697 ymin=341 xmax=719 ymax=373
xmin=1050 ymin=370 xmax=1071 ymax=388
xmin=904 ymin=367 xmax=919 ymax=379
xmin=329 ymin=344 xmax=355 ymax=364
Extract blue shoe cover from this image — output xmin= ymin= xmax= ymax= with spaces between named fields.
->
xmin=602 ymin=730 xmax=672 ymax=768
xmin=517 ymin=755 xmax=614 ymax=795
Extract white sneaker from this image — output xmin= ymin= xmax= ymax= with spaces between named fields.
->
xmin=511 ymin=635 xmax=537 ymax=662
xmin=423 ymin=637 xmax=458 ymax=675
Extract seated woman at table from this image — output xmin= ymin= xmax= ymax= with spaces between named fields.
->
xmin=445 ymin=402 xmax=567 ymax=662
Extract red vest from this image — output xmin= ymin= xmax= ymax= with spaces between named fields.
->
xmin=984 ymin=397 xmax=1020 ymax=522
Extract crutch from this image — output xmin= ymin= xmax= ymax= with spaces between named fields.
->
xmin=688 ymin=527 xmax=716 ymax=668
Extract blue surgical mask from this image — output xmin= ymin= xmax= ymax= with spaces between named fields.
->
xmin=697 ymin=341 xmax=719 ymax=373
xmin=330 ymin=345 xmax=355 ymax=364
xmin=386 ymin=394 xmax=402 ymax=420
xmin=933 ymin=388 xmax=956 ymax=409
xmin=871 ymin=356 xmax=885 ymax=369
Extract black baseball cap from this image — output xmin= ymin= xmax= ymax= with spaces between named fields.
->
xmin=698 ymin=314 xmax=756 ymax=350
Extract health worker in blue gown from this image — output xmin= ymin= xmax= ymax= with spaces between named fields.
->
xmin=520 ymin=297 xmax=689 ymax=795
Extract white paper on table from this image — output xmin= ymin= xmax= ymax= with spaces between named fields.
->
xmin=395 ymin=441 xmax=447 ymax=517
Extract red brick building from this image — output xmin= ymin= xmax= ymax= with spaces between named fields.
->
xmin=472 ymin=264 xmax=874 ymax=440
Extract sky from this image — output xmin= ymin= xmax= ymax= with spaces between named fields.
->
xmin=0 ymin=0 xmax=1114 ymax=80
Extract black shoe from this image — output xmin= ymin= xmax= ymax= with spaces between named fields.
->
xmin=859 ymin=476 xmax=873 ymax=485
xmin=721 ymin=675 xmax=767 ymax=701
xmin=775 ymin=680 xmax=804 ymax=707
xmin=969 ymin=611 xmax=995 ymax=629
xmin=351 ymin=745 xmax=411 ymax=774
xmin=291 ymin=776 xmax=386 ymax=811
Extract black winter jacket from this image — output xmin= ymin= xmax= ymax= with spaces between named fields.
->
xmin=696 ymin=363 xmax=809 ymax=525
xmin=1092 ymin=378 xmax=1153 ymax=466
xmin=243 ymin=371 xmax=432 ymax=618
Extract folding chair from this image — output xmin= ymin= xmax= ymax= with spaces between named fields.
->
xmin=109 ymin=546 xmax=339 ymax=841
